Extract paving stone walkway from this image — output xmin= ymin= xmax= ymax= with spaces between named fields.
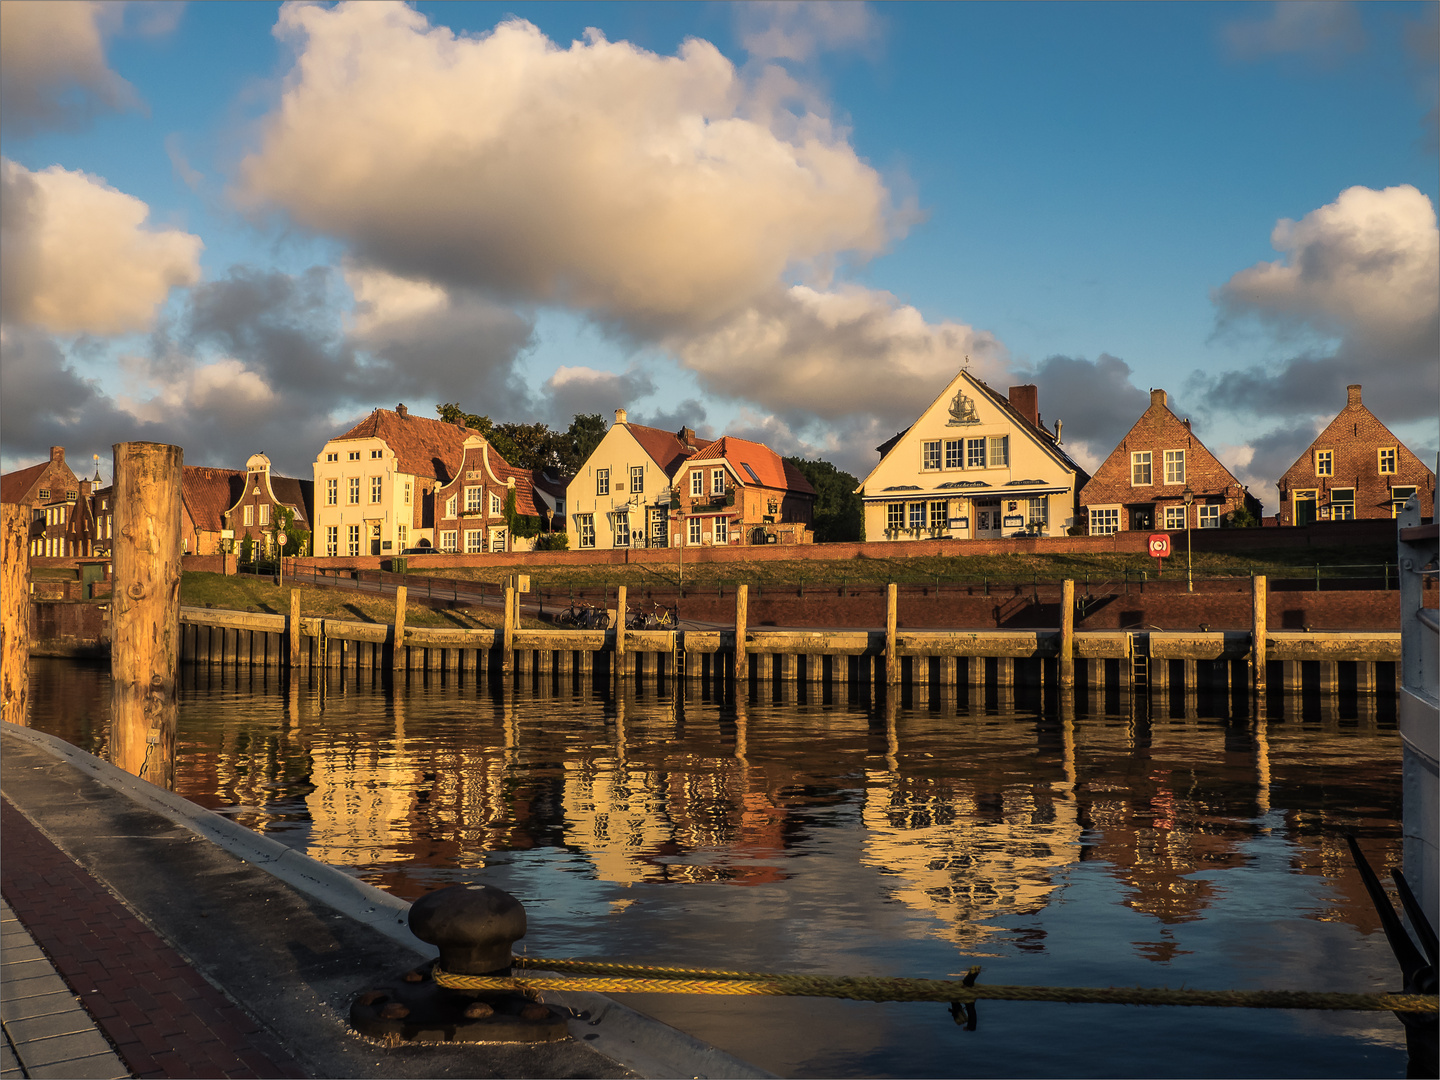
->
xmin=1 ymin=799 xmax=304 ymax=1079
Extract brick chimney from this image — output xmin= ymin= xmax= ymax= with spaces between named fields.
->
xmin=396 ymin=403 xmax=409 ymax=418
xmin=1150 ymin=389 xmax=1167 ymax=408
xmin=615 ymin=408 xmax=628 ymax=425
xmin=678 ymin=426 xmax=696 ymax=447
xmin=49 ymin=446 xmax=64 ymax=463
xmin=1347 ymin=384 xmax=1362 ymax=407
xmin=1007 ymin=385 xmax=1038 ymax=428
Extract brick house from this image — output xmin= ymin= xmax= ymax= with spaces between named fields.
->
xmin=1079 ymin=389 xmax=1261 ymax=535
xmin=1275 ymin=385 xmax=1436 ymax=526
xmin=221 ymin=453 xmax=314 ymax=556
xmin=1 ymin=446 xmax=83 ymax=557
xmin=312 ymin=404 xmax=480 ymax=558
xmin=672 ymin=437 xmax=815 ymax=547
xmin=431 ymin=435 xmax=549 ymax=553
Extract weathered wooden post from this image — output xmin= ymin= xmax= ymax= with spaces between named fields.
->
xmin=502 ymin=585 xmax=515 ymax=674
xmin=734 ymin=584 xmax=748 ymax=683
xmin=110 ymin=443 xmax=182 ymax=788
xmin=289 ymin=589 xmax=302 ymax=670
xmin=1060 ymin=579 xmax=1075 ymax=691
xmin=1251 ymin=575 xmax=1267 ymax=697
xmin=392 ymin=584 xmax=408 ymax=670
xmin=885 ymin=583 xmax=899 ymax=685
xmin=1 ymin=505 xmax=30 ymax=726
xmin=614 ymin=585 xmax=627 ymax=684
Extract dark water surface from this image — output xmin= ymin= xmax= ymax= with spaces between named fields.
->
xmin=27 ymin=658 xmax=1410 ymax=1078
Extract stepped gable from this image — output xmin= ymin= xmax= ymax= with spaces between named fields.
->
xmin=688 ymin=437 xmax=815 ymax=494
xmin=182 ymin=467 xmax=245 ymax=533
xmin=335 ymin=408 xmax=478 ymax=484
xmin=625 ymin=421 xmax=710 ymax=476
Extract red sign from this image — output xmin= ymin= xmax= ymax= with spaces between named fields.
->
xmin=1148 ymin=533 xmax=1172 ymax=558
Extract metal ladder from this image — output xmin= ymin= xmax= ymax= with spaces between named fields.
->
xmin=1130 ymin=633 xmax=1149 ymax=686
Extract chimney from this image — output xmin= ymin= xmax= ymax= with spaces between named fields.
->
xmin=1347 ymin=384 xmax=1362 ymax=407
xmin=678 ymin=426 xmax=696 ymax=447
xmin=396 ymin=403 xmax=409 ymax=418
xmin=1183 ymin=418 xmax=1191 ymax=431
xmin=1007 ymin=385 xmax=1039 ymax=428
xmin=615 ymin=408 xmax=628 ymax=425
xmin=49 ymin=446 xmax=64 ymax=463
xmin=1150 ymin=389 xmax=1167 ymax=408
xmin=1054 ymin=419 xmax=1063 ymax=444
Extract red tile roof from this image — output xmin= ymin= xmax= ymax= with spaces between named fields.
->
xmin=183 ymin=468 xmax=245 ymax=533
xmin=333 ymin=408 xmax=479 ymax=483
xmin=0 ymin=462 xmax=48 ymax=505
xmin=625 ymin=422 xmax=710 ymax=476
xmin=686 ymin=437 xmax=815 ymax=495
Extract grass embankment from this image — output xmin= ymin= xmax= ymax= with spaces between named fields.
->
xmin=180 ymin=573 xmax=547 ymax=629
xmin=403 ymin=544 xmax=1398 ymax=594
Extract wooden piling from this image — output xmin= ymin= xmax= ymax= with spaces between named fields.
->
xmin=615 ymin=585 xmax=627 ymax=684
xmin=502 ymin=586 xmax=515 ymax=674
xmin=1251 ymin=575 xmax=1267 ymax=696
xmin=885 ymin=583 xmax=899 ymax=685
xmin=1059 ymin=579 xmax=1075 ymax=690
xmin=1 ymin=504 xmax=30 ymax=726
xmin=392 ymin=585 xmax=408 ymax=670
xmin=734 ymin=584 xmax=748 ymax=683
xmin=109 ymin=442 xmax=182 ymax=789
xmin=289 ymin=589 xmax=302 ymax=670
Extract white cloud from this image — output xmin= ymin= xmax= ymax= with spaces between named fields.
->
xmin=236 ymin=3 xmax=900 ymax=334
xmin=0 ymin=1 xmax=138 ymax=134
xmin=0 ymin=158 xmax=203 ymax=335
xmin=119 ymin=357 xmax=277 ymax=422
xmin=343 ymin=263 xmax=450 ymax=337
xmin=738 ymin=1 xmax=879 ymax=63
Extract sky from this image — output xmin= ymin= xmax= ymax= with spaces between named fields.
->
xmin=1 ymin=0 xmax=1436 ymax=514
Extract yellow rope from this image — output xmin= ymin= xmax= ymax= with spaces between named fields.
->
xmin=428 ymin=961 xmax=1436 ymax=1013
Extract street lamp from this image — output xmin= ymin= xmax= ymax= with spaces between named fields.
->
xmin=1182 ymin=484 xmax=1195 ymax=593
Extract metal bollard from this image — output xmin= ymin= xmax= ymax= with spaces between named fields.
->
xmin=350 ymin=884 xmax=569 ymax=1044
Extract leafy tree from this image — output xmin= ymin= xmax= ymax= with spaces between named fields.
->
xmin=239 ymin=534 xmax=254 ymax=564
xmin=785 ymin=457 xmax=863 ymax=543
xmin=436 ymin=403 xmax=610 ymax=478
xmin=1224 ymin=506 xmax=1260 ymax=529
xmin=559 ymin=413 xmax=608 ymax=475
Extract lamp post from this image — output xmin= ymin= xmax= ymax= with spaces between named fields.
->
xmin=1183 ymin=485 xmax=1195 ymax=593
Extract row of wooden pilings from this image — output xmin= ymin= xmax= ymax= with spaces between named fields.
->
xmin=179 ymin=579 xmax=1401 ymax=698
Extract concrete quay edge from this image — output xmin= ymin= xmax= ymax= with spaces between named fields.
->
xmin=1 ymin=721 xmax=773 ymax=1080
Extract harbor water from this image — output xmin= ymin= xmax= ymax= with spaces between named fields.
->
xmin=27 ymin=657 xmax=1410 ymax=1078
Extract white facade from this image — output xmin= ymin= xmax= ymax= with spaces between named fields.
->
xmin=565 ymin=411 xmax=682 ymax=551
xmin=312 ymin=436 xmax=419 ymax=558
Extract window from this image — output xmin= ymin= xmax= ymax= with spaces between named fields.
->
xmin=326 ymin=478 xmax=337 ymax=506
xmin=37 ymin=489 xmax=49 ymax=500
xmin=713 ymin=517 xmax=728 ymax=544
xmin=887 ymin=503 xmax=904 ymax=533
xmin=445 ymin=495 xmax=457 ymax=518
xmin=464 ymin=486 xmax=482 ymax=514
xmin=1391 ymin=485 xmax=1417 ymax=517
xmin=577 ymin=513 xmax=595 ymax=548
xmin=370 ymin=449 xmax=382 ymax=459
xmin=259 ymin=504 xmax=270 ymax=526
xmin=348 ymin=451 xmax=360 ymax=461
xmin=909 ymin=502 xmax=925 ymax=530
xmin=945 ymin=439 xmax=962 ymax=469
xmin=1164 ymin=450 xmax=1186 ymax=485
xmin=930 ymin=500 xmax=948 ymax=529
xmin=922 ymin=440 xmax=941 ymax=471
xmin=348 ymin=478 xmax=360 ymax=504
xmin=326 ymin=526 xmax=338 ymax=557
xmin=465 ymin=529 xmax=483 ymax=553
xmin=630 ymin=465 xmax=644 ymax=494
xmin=989 ymin=435 xmax=1009 ymax=467
xmin=490 ymin=492 xmax=502 ymax=516
xmin=966 ymin=438 xmax=986 ymax=469
xmin=371 ymin=476 xmax=383 ymax=503
xmin=1164 ymin=505 xmax=1187 ymax=530
xmin=711 ymin=469 xmax=725 ymax=496
xmin=1329 ymin=489 xmax=1355 ymax=521
xmin=1315 ymin=450 xmax=1333 ymax=477
xmin=490 ymin=528 xmax=507 ymax=552
xmin=347 ymin=524 xmax=361 ymax=556
xmin=614 ymin=513 xmax=630 ymax=547
xmin=596 ymin=468 xmax=610 ymax=496
xmin=326 ymin=452 xmax=338 ymax=462
xmin=690 ymin=470 xmax=703 ymax=497
xmin=1027 ymin=496 xmax=1048 ymax=526
xmin=1131 ymin=452 xmax=1152 ymax=486
xmin=243 ymin=505 xmax=254 ymax=527
xmin=688 ymin=517 xmax=701 ymax=544
xmin=1379 ymin=448 xmax=1397 ymax=474
xmin=1089 ymin=507 xmax=1120 ymax=536
xmin=439 ymin=530 xmax=457 ymax=552
xmin=397 ymin=525 xmax=407 ymax=546
xmin=404 ymin=483 xmax=411 ymax=505
xmin=1199 ymin=504 xmax=1221 ymax=528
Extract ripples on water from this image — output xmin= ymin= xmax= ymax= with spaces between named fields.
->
xmin=28 ymin=657 xmax=1408 ymax=1079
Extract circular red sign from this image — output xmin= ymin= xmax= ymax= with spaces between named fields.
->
xmin=1148 ymin=533 xmax=1172 ymax=558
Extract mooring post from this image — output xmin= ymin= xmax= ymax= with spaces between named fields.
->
xmin=110 ymin=443 xmax=182 ymax=789
xmin=289 ymin=588 xmax=302 ymax=670
xmin=1 ymin=504 xmax=30 ymax=726
xmin=734 ymin=584 xmax=748 ymax=683
xmin=1251 ymin=575 xmax=1267 ymax=697
xmin=502 ymin=586 xmax=515 ymax=674
xmin=885 ymin=583 xmax=899 ymax=685
xmin=614 ymin=585 xmax=627 ymax=684
xmin=392 ymin=584 xmax=408 ymax=670
xmin=1060 ymin=579 xmax=1075 ymax=691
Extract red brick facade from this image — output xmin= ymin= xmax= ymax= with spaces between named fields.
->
xmin=1079 ymin=389 xmax=1261 ymax=535
xmin=1275 ymin=384 xmax=1435 ymax=526
xmin=673 ymin=436 xmax=815 ymax=547
xmin=431 ymin=436 xmax=545 ymax=553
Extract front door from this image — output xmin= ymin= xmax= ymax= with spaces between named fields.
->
xmin=1131 ymin=505 xmax=1153 ymax=531
xmin=975 ymin=499 xmax=1002 ymax=539
xmin=1294 ymin=491 xmax=1317 ymax=526
xmin=369 ymin=521 xmax=381 ymax=555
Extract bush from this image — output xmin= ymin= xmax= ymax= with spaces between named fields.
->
xmin=1224 ymin=506 xmax=1259 ymax=529
xmin=534 ymin=532 xmax=569 ymax=551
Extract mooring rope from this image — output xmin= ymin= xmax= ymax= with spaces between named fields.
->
xmin=425 ymin=959 xmax=1437 ymax=1013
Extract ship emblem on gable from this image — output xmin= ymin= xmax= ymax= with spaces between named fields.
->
xmin=947 ymin=390 xmax=979 ymax=426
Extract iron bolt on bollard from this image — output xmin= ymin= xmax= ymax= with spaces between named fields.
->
xmin=350 ymin=884 xmax=569 ymax=1044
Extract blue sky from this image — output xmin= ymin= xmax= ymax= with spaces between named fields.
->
xmin=1 ymin=1 xmax=1435 ymax=511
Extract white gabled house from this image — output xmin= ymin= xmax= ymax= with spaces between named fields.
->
xmin=856 ymin=370 xmax=1088 ymax=541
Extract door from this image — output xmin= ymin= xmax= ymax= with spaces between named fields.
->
xmin=975 ymin=499 xmax=1002 ymax=539
xmin=1131 ymin=505 xmax=1153 ymax=531
xmin=369 ymin=521 xmax=381 ymax=555
xmin=1293 ymin=491 xmax=1317 ymax=526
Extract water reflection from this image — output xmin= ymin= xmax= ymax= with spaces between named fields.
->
xmin=26 ymin=659 xmax=1408 ymax=1079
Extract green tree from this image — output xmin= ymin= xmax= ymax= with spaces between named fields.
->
xmin=560 ymin=413 xmax=608 ymax=475
xmin=785 ymin=457 xmax=863 ymax=543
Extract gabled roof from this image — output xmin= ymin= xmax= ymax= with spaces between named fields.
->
xmin=183 ymin=467 xmax=246 ymax=533
xmin=624 ymin=422 xmax=710 ymax=477
xmin=684 ymin=437 xmax=815 ymax=496
xmin=0 ymin=462 xmax=48 ymax=505
xmin=439 ymin=439 xmax=542 ymax=516
xmin=331 ymin=408 xmax=480 ymax=484
xmin=531 ymin=470 xmax=567 ymax=499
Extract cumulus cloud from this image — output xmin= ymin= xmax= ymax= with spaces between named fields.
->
xmin=738 ymin=1 xmax=879 ymax=63
xmin=0 ymin=0 xmax=139 ymax=134
xmin=540 ymin=366 xmax=658 ymax=428
xmin=1221 ymin=1 xmax=1365 ymax=65
xmin=1203 ymin=184 xmax=1439 ymax=422
xmin=1 ymin=158 xmax=203 ymax=335
xmin=236 ymin=3 xmax=900 ymax=336
xmin=1010 ymin=353 xmax=1161 ymax=474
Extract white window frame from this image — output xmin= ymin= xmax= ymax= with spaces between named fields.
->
xmin=490 ymin=528 xmax=507 ymax=552
xmin=445 ymin=495 xmax=457 ymax=519
xmin=690 ymin=470 xmax=703 ymax=497
xmin=1089 ymin=506 xmax=1120 ymax=536
xmin=348 ymin=451 xmax=360 ymax=461
xmin=490 ymin=492 xmax=502 ymax=516
xmin=909 ymin=502 xmax=925 ymax=531
xmin=596 ymin=468 xmax=610 ymax=496
xmin=397 ymin=524 xmax=407 ymax=546
xmin=921 ymin=440 xmax=941 ymax=471
xmin=929 ymin=500 xmax=948 ymax=530
xmin=1131 ymin=452 xmax=1152 ymax=486
xmin=887 ymin=503 xmax=904 ymax=533
xmin=713 ymin=517 xmax=728 ymax=544
xmin=371 ymin=476 xmax=383 ymax=503
xmin=577 ymin=513 xmax=595 ymax=548
xmin=613 ymin=513 xmax=631 ymax=547
xmin=465 ymin=486 xmax=482 ymax=514
xmin=1198 ymin=504 xmax=1221 ymax=528
xmin=348 ymin=477 xmax=360 ymax=504
xmin=711 ymin=468 xmax=725 ymax=496
xmin=370 ymin=449 xmax=382 ymax=459
xmin=989 ymin=435 xmax=1009 ymax=467
xmin=1164 ymin=505 xmax=1187 ymax=530
xmin=1164 ymin=450 xmax=1186 ymax=485
xmin=325 ymin=452 xmax=338 ymax=463
xmin=439 ymin=530 xmax=458 ymax=552
xmin=243 ymin=505 xmax=254 ymax=527
xmin=347 ymin=524 xmax=361 ymax=556
xmin=1027 ymin=496 xmax=1048 ymax=527
xmin=464 ymin=529 xmax=483 ymax=553
xmin=944 ymin=439 xmax=962 ymax=470
xmin=326 ymin=478 xmax=337 ymax=506
xmin=630 ymin=465 xmax=645 ymax=494
xmin=326 ymin=526 xmax=338 ymax=557
xmin=259 ymin=504 xmax=271 ymax=527
xmin=688 ymin=517 xmax=701 ymax=544
xmin=966 ymin=438 xmax=986 ymax=469
xmin=404 ymin=483 xmax=412 ymax=505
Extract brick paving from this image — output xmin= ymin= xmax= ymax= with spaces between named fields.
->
xmin=1 ymin=799 xmax=304 ymax=1079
